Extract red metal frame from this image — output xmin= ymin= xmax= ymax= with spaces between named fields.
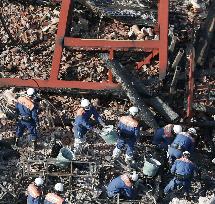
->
xmin=136 ymin=50 xmax=159 ymax=69
xmin=0 ymin=0 xmax=169 ymax=90
xmin=187 ymin=47 xmax=195 ymax=118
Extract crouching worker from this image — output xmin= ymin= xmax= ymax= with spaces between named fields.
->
xmin=168 ymin=128 xmax=196 ymax=164
xmin=164 ymin=151 xmax=197 ymax=198
xmin=152 ymin=124 xmax=182 ymax=150
xmin=73 ymin=99 xmax=105 ymax=154
xmin=112 ymin=106 xmax=140 ymax=163
xmin=107 ymin=172 xmax=138 ymax=200
xmin=27 ymin=177 xmax=44 ymax=204
xmin=44 ymin=183 xmax=66 ymax=204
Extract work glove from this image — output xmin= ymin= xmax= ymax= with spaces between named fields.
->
xmin=100 ymin=121 xmax=106 ymax=128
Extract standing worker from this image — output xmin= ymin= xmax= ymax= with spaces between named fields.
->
xmin=44 ymin=183 xmax=66 ymax=204
xmin=73 ymin=98 xmax=105 ymax=154
xmin=168 ymin=128 xmax=196 ymax=164
xmin=27 ymin=177 xmax=44 ymax=204
xmin=15 ymin=88 xmax=39 ymax=150
xmin=112 ymin=106 xmax=140 ymax=163
xmin=152 ymin=124 xmax=182 ymax=150
xmin=164 ymin=151 xmax=197 ymax=198
xmin=107 ymin=171 xmax=138 ymax=200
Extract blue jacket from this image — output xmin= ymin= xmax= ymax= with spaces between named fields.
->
xmin=107 ymin=174 xmax=134 ymax=199
xmin=152 ymin=124 xmax=174 ymax=149
xmin=74 ymin=106 xmax=103 ymax=130
xmin=16 ymin=96 xmax=38 ymax=123
xmin=44 ymin=193 xmax=66 ymax=204
xmin=171 ymin=157 xmax=196 ymax=178
xmin=118 ymin=116 xmax=140 ymax=139
xmin=27 ymin=183 xmax=43 ymax=204
xmin=171 ymin=132 xmax=194 ymax=153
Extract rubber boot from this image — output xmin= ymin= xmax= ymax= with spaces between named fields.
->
xmin=32 ymin=140 xmax=37 ymax=150
xmin=112 ymin=147 xmax=121 ymax=160
xmin=14 ymin=138 xmax=19 ymax=147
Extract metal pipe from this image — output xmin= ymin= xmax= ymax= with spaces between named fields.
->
xmin=169 ymin=35 xmax=178 ymax=53
xmin=172 ymin=49 xmax=184 ymax=69
xmin=170 ymin=66 xmax=181 ymax=94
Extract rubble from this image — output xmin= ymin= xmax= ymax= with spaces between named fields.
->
xmin=0 ymin=0 xmax=215 ymax=203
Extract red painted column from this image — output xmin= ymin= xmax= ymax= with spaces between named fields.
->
xmin=50 ymin=0 xmax=72 ymax=80
xmin=187 ymin=47 xmax=195 ymax=118
xmin=158 ymin=0 xmax=169 ymax=79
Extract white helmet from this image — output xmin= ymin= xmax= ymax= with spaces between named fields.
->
xmin=81 ymin=99 xmax=90 ymax=108
xmin=183 ymin=151 xmax=191 ymax=157
xmin=173 ymin=125 xmax=182 ymax=134
xmin=54 ymin=183 xmax=64 ymax=192
xmin=27 ymin=88 xmax=35 ymax=96
xmin=34 ymin=177 xmax=44 ymax=186
xmin=188 ymin=128 xmax=197 ymax=135
xmin=131 ymin=171 xmax=138 ymax=181
xmin=129 ymin=106 xmax=139 ymax=116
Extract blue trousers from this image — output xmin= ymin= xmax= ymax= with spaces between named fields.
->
xmin=116 ymin=137 xmax=136 ymax=156
xmin=73 ymin=126 xmax=88 ymax=139
xmin=16 ymin=120 xmax=37 ymax=141
xmin=164 ymin=177 xmax=191 ymax=194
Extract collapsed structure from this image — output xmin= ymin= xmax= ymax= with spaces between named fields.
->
xmin=0 ymin=0 xmax=215 ymax=203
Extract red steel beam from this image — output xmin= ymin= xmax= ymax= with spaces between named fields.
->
xmin=187 ymin=47 xmax=195 ymax=118
xmin=0 ymin=78 xmax=119 ymax=90
xmin=136 ymin=50 xmax=159 ymax=70
xmin=0 ymin=0 xmax=169 ymax=90
xmin=158 ymin=0 xmax=169 ymax=79
xmin=50 ymin=0 xmax=72 ymax=80
xmin=108 ymin=49 xmax=114 ymax=83
xmin=64 ymin=38 xmax=160 ymax=49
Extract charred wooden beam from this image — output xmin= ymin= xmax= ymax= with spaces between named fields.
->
xmin=172 ymin=49 xmax=184 ymax=69
xmin=195 ymin=0 xmax=215 ymax=66
xmin=129 ymin=77 xmax=179 ymax=122
xmin=188 ymin=121 xmax=215 ymax=128
xmin=100 ymin=54 xmax=179 ymax=123
xmin=100 ymin=53 xmax=158 ymax=130
xmin=192 ymin=103 xmax=215 ymax=115
xmin=170 ymin=66 xmax=181 ymax=94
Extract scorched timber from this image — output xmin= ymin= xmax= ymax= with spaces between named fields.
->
xmin=129 ymin=76 xmax=179 ymax=122
xmin=101 ymin=53 xmax=158 ymax=130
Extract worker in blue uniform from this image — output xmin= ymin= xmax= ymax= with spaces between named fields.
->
xmin=107 ymin=172 xmax=138 ymax=200
xmin=44 ymin=183 xmax=66 ymax=204
xmin=15 ymin=88 xmax=39 ymax=150
xmin=73 ymin=99 xmax=105 ymax=154
xmin=27 ymin=177 xmax=44 ymax=204
xmin=164 ymin=151 xmax=197 ymax=197
xmin=112 ymin=106 xmax=140 ymax=162
xmin=168 ymin=128 xmax=196 ymax=164
xmin=152 ymin=124 xmax=182 ymax=150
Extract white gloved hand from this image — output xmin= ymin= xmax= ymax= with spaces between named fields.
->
xmin=167 ymin=145 xmax=170 ymax=158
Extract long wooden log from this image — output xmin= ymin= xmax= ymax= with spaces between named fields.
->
xmin=129 ymin=77 xmax=179 ymax=122
xmin=101 ymin=54 xmax=159 ymax=130
xmin=100 ymin=54 xmax=179 ymax=123
xmin=195 ymin=0 xmax=215 ymax=66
